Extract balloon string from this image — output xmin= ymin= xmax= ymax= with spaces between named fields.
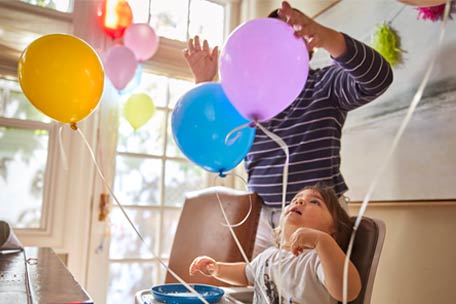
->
xmin=75 ymin=127 xmax=209 ymax=304
xmin=256 ymin=123 xmax=289 ymax=304
xmin=58 ymin=125 xmax=69 ymax=171
xmin=212 ymin=173 xmax=253 ymax=228
xmin=224 ymin=121 xmax=254 ymax=145
xmin=342 ymin=2 xmax=451 ymax=303
xmin=212 ymin=174 xmax=270 ymax=304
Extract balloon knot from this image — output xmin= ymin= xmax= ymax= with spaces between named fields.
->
xmin=70 ymin=123 xmax=78 ymax=131
xmin=249 ymin=121 xmax=257 ymax=128
xmin=218 ymin=171 xmax=227 ymax=178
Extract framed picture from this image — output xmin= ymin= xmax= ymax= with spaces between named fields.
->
xmin=315 ymin=1 xmax=456 ymax=201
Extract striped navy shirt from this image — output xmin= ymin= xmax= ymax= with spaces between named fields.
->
xmin=244 ymin=34 xmax=393 ymax=206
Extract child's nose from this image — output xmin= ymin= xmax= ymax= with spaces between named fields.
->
xmin=296 ymin=200 xmax=306 ymax=206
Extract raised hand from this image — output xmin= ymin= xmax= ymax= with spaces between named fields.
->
xmin=289 ymin=227 xmax=326 ymax=256
xmin=183 ymin=36 xmax=219 ymax=84
xmin=189 ymin=256 xmax=218 ymax=277
xmin=278 ymin=1 xmax=346 ymax=58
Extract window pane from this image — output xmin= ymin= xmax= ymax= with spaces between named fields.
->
xmin=148 ymin=0 xmax=189 ymax=41
xmin=109 ymin=207 xmax=160 ymax=259
xmin=20 ymin=0 xmax=74 ymax=13
xmin=118 ymin=109 xmax=166 ymax=155
xmin=0 ymin=127 xmax=48 ymax=228
xmin=160 ymin=208 xmax=181 ymax=258
xmin=164 ymin=160 xmax=205 ymax=207
xmin=114 ymin=155 xmax=162 ymax=206
xmin=189 ymin=0 xmax=225 ymax=47
xmin=168 ymin=77 xmax=193 ymax=109
xmin=0 ymin=78 xmax=50 ymax=123
xmin=132 ymin=73 xmax=168 ymax=108
xmin=166 ymin=114 xmax=184 ymax=159
xmin=107 ymin=262 xmax=158 ymax=304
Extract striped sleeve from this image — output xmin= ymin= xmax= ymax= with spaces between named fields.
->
xmin=330 ymin=33 xmax=394 ymax=111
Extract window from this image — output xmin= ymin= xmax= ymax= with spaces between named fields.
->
xmin=107 ymin=72 xmax=208 ymax=303
xmin=103 ymin=1 xmax=231 ymax=300
xmin=19 ymin=0 xmax=74 ymax=13
xmin=129 ymin=0 xmax=225 ymax=46
xmin=0 ymin=77 xmax=52 ymax=229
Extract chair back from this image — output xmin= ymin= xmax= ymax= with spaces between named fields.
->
xmin=165 ymin=186 xmax=263 ymax=286
xmin=341 ymin=217 xmax=386 ymax=304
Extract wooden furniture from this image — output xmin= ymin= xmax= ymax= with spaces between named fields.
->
xmin=0 ymin=247 xmax=93 ymax=304
xmin=165 ymin=186 xmax=263 ymax=287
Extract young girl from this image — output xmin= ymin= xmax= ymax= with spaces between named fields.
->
xmin=189 ymin=184 xmax=361 ymax=304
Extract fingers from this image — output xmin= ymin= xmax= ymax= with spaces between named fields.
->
xmin=185 ymin=36 xmax=218 ymax=58
xmin=194 ymin=36 xmax=202 ymax=51
xmin=187 ymin=38 xmax=195 ymax=53
xmin=211 ymin=46 xmax=219 ymax=60
xmin=291 ymin=244 xmax=304 ymax=256
xmin=278 ymin=1 xmax=293 ymax=20
xmin=189 ymin=256 xmax=215 ymax=276
xmin=278 ymin=1 xmax=312 ymax=29
xmin=187 ymin=36 xmax=202 ymax=54
xmin=203 ymin=39 xmax=209 ymax=52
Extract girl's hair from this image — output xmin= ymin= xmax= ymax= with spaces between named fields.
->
xmin=274 ymin=183 xmax=353 ymax=250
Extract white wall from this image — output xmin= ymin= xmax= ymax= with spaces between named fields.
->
xmin=242 ymin=1 xmax=456 ymax=303
xmin=349 ymin=203 xmax=456 ymax=304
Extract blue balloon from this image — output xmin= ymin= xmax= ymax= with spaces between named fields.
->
xmin=172 ymin=82 xmax=256 ymax=174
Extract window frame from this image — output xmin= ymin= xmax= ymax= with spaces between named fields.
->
xmin=0 ymin=0 xmax=242 ymax=303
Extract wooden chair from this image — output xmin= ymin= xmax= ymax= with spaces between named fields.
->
xmin=165 ymin=186 xmax=263 ymax=286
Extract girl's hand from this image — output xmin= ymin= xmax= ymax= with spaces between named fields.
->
xmin=183 ymin=36 xmax=219 ymax=84
xmin=189 ymin=256 xmax=219 ymax=277
xmin=289 ymin=227 xmax=327 ymax=256
xmin=278 ymin=1 xmax=346 ymax=58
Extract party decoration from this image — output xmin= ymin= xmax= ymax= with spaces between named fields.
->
xmin=124 ymin=23 xmax=160 ymax=62
xmin=104 ymin=45 xmax=138 ymax=91
xmin=96 ymin=0 xmax=133 ymax=39
xmin=219 ymin=18 xmax=309 ymax=122
xmin=416 ymin=1 xmax=455 ymax=21
xmin=172 ymin=82 xmax=256 ymax=174
xmin=371 ymin=23 xmax=404 ymax=66
xmin=120 ymin=64 xmax=143 ymax=95
xmin=18 ymin=34 xmax=104 ymax=124
xmin=124 ymin=93 xmax=156 ymax=130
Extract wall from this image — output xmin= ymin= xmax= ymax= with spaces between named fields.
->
xmin=239 ymin=1 xmax=456 ymax=303
xmin=349 ymin=203 xmax=456 ymax=303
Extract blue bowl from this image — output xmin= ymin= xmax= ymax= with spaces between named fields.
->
xmin=151 ymin=283 xmax=224 ymax=304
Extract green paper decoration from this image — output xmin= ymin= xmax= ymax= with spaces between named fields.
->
xmin=371 ymin=23 xmax=403 ymax=67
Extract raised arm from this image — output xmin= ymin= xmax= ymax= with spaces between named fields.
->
xmin=278 ymin=1 xmax=393 ymax=111
xmin=183 ymin=36 xmax=219 ymax=84
xmin=290 ymin=228 xmax=361 ymax=302
xmin=329 ymin=34 xmax=394 ymax=111
xmin=189 ymin=256 xmax=248 ymax=286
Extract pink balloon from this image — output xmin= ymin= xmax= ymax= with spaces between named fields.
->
xmin=124 ymin=23 xmax=159 ymax=62
xmin=104 ymin=45 xmax=138 ymax=90
xmin=219 ymin=18 xmax=309 ymax=122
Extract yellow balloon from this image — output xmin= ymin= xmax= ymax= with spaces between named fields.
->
xmin=18 ymin=34 xmax=104 ymax=124
xmin=124 ymin=93 xmax=156 ymax=130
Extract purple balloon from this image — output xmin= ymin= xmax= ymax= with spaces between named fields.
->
xmin=104 ymin=45 xmax=138 ymax=91
xmin=220 ymin=18 xmax=309 ymax=122
xmin=124 ymin=23 xmax=159 ymax=62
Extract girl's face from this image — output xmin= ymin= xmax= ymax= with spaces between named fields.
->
xmin=283 ymin=189 xmax=335 ymax=235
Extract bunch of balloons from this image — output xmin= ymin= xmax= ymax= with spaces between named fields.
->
xmin=97 ymin=0 xmax=159 ymax=130
xmin=97 ymin=0 xmax=159 ymax=91
xmin=172 ymin=18 xmax=309 ymax=175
